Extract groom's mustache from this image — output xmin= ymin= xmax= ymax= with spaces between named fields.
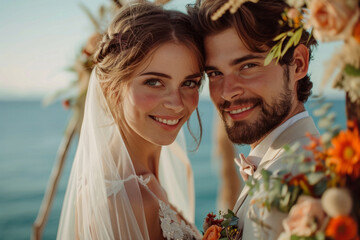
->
xmin=218 ymin=98 xmax=262 ymax=112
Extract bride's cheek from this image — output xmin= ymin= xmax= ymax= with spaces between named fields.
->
xmin=185 ymin=91 xmax=199 ymax=111
xmin=132 ymin=93 xmax=161 ymax=109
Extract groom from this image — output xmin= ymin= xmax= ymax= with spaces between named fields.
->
xmin=190 ymin=0 xmax=320 ymax=238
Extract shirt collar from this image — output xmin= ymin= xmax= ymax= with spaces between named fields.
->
xmin=248 ymin=111 xmax=309 ymax=167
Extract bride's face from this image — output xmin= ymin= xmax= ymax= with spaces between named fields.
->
xmin=121 ymin=42 xmax=202 ymax=146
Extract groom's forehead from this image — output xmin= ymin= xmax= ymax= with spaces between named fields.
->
xmin=204 ymin=29 xmax=253 ymax=68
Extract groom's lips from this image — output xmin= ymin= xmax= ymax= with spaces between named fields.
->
xmin=224 ymin=104 xmax=256 ymax=120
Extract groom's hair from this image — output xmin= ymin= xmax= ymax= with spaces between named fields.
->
xmin=188 ymin=0 xmax=318 ymax=103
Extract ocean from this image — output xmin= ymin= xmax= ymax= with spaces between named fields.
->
xmin=0 ymin=98 xmax=347 ymax=240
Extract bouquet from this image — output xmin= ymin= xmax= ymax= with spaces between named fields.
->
xmin=247 ymin=119 xmax=360 ymax=240
xmin=202 ymin=210 xmax=241 ymax=240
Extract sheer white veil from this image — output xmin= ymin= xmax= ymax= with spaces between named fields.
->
xmin=57 ymin=68 xmax=195 ymax=239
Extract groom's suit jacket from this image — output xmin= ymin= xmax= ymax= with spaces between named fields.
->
xmin=233 ymin=116 xmax=320 ymax=240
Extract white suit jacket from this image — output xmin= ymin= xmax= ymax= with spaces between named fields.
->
xmin=233 ymin=116 xmax=320 ymax=240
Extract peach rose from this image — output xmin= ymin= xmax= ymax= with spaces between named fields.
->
xmin=308 ymin=0 xmax=359 ymax=41
xmin=202 ymin=225 xmax=222 ymax=240
xmin=282 ymin=195 xmax=326 ymax=236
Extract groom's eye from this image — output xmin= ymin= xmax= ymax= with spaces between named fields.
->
xmin=207 ymin=71 xmax=222 ymax=78
xmin=241 ymin=63 xmax=258 ymax=70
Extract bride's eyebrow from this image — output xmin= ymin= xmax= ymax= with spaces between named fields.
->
xmin=140 ymin=72 xmax=171 ymax=79
xmin=204 ymin=66 xmax=218 ymax=72
xmin=185 ymin=73 xmax=202 ymax=79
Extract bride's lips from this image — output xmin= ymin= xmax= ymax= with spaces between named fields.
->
xmin=224 ymin=104 xmax=256 ymax=120
xmin=149 ymin=115 xmax=183 ymax=130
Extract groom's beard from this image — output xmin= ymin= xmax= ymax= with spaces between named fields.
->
xmin=219 ymin=72 xmax=292 ymax=145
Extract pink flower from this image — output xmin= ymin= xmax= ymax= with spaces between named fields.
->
xmin=308 ymin=0 xmax=359 ymax=41
xmin=282 ymin=195 xmax=326 ymax=236
xmin=287 ymin=8 xmax=301 ymax=21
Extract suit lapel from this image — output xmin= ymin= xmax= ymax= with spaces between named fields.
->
xmin=233 ymin=117 xmax=319 ymax=214
xmin=255 ymin=116 xmax=319 ymax=177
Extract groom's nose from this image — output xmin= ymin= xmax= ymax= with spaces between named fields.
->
xmin=221 ymin=74 xmax=245 ymax=101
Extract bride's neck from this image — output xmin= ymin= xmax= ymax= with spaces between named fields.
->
xmin=120 ymin=124 xmax=162 ymax=180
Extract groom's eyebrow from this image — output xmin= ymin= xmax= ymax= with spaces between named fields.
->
xmin=230 ymin=54 xmax=263 ymax=66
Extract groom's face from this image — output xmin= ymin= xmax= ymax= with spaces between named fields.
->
xmin=205 ymin=28 xmax=297 ymax=146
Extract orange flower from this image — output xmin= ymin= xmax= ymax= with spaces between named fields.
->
xmin=353 ymin=20 xmax=360 ymax=43
xmin=327 ymin=127 xmax=360 ymax=179
xmin=203 ymin=225 xmax=222 ymax=240
xmin=326 ymin=216 xmax=358 ymax=240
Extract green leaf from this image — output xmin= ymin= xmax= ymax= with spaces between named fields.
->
xmin=229 ymin=219 xmax=239 ymax=226
xmin=344 ymin=64 xmax=360 ymax=76
xmin=293 ymin=28 xmax=303 ymax=45
xmin=281 ymin=36 xmax=294 ymax=57
xmin=273 ymin=32 xmax=287 ymax=41
xmin=315 ymin=231 xmax=325 ymax=240
xmin=274 ymin=41 xmax=283 ymax=63
xmin=283 ymin=144 xmax=291 ymax=151
xmin=287 ymin=31 xmax=294 ymax=36
xmin=264 ymin=50 xmax=275 ymax=66
xmin=313 ymin=179 xmax=328 ymax=196
xmin=307 ymin=172 xmax=325 ymax=185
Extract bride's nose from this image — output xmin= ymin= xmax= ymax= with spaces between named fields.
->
xmin=163 ymin=90 xmax=184 ymax=113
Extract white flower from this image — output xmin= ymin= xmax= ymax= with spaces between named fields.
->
xmin=277 ymin=232 xmax=291 ymax=240
xmin=342 ymin=75 xmax=360 ymax=103
xmin=321 ymin=188 xmax=353 ymax=217
xmin=286 ymin=0 xmax=306 ymax=9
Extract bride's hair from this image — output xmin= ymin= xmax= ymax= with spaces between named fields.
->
xmin=94 ymin=2 xmax=204 ymax=148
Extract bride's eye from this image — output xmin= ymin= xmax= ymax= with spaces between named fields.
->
xmin=182 ymin=80 xmax=199 ymax=89
xmin=144 ymin=78 xmax=162 ymax=87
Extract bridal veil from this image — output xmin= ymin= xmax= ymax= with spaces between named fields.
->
xmin=57 ymin=69 xmax=195 ymax=239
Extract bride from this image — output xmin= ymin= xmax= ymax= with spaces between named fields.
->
xmin=56 ymin=2 xmax=204 ymax=239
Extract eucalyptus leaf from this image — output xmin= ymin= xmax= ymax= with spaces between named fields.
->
xmin=282 ymin=191 xmax=291 ymax=205
xmin=318 ymin=118 xmax=333 ymax=129
xmin=229 ymin=219 xmax=238 ymax=226
xmin=281 ymin=184 xmax=288 ymax=197
xmin=315 ymin=231 xmax=325 ymax=240
xmin=344 ymin=64 xmax=360 ymax=76
xmin=313 ymin=103 xmax=332 ymax=116
xmin=313 ymin=179 xmax=328 ymax=196
xmin=307 ymin=172 xmax=325 ymax=185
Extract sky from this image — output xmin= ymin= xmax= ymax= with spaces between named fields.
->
xmin=0 ymin=0 xmax=345 ymax=100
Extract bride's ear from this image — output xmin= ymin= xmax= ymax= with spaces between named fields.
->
xmin=292 ymin=44 xmax=309 ymax=81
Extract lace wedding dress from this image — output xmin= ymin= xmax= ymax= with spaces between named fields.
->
xmin=136 ymin=176 xmax=201 ymax=240
xmin=57 ymin=69 xmax=200 ymax=240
